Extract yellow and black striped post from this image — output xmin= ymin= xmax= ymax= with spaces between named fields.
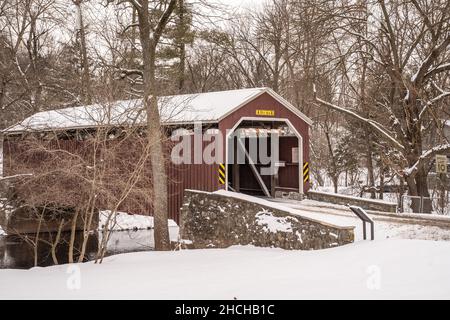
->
xmin=303 ymin=162 xmax=310 ymax=184
xmin=218 ymin=163 xmax=226 ymax=185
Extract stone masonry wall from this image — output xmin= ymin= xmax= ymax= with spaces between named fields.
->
xmin=308 ymin=190 xmax=398 ymax=213
xmin=180 ymin=190 xmax=354 ymax=250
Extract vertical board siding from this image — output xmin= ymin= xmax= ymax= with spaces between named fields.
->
xmin=3 ymin=137 xmax=218 ymax=224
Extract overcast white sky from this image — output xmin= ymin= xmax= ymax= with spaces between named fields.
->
xmin=214 ymin=0 xmax=261 ymax=11
xmin=219 ymin=0 xmax=257 ymax=8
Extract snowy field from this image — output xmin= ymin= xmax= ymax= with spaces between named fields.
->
xmin=1 ymin=197 xmax=450 ymax=299
xmin=0 ymin=239 xmax=449 ymax=299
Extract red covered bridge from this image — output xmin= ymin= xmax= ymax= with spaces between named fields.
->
xmin=1 ymin=88 xmax=312 ymax=223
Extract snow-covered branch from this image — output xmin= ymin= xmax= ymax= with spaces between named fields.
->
xmin=376 ymin=100 xmax=407 ymax=140
xmin=424 ymin=63 xmax=450 ymax=79
xmin=419 ymin=89 xmax=450 ymax=120
xmin=131 ymin=0 xmax=142 ymax=9
xmin=411 ymin=36 xmax=450 ymax=85
xmin=313 ymin=84 xmax=405 ymax=151
xmin=404 ymin=144 xmax=450 ymax=177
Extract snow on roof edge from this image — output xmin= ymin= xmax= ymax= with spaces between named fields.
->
xmin=3 ymin=87 xmax=313 ymax=134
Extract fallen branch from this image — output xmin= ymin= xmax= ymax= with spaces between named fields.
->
xmin=0 ymin=173 xmax=33 ymax=181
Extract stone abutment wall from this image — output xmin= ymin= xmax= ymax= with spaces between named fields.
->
xmin=180 ymin=190 xmax=354 ymax=250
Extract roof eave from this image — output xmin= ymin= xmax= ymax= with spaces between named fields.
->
xmin=2 ymin=119 xmax=219 ymax=135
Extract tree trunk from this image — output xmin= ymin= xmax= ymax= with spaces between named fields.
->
xmin=366 ymin=143 xmax=376 ymax=199
xmin=68 ymin=209 xmax=80 ymax=263
xmin=0 ymin=78 xmax=5 ymax=113
xmin=177 ymin=0 xmax=186 ymax=92
xmin=333 ymin=176 xmax=338 ymax=194
xmin=78 ymin=205 xmax=96 ymax=263
xmin=379 ymin=166 xmax=384 ymax=200
xmin=324 ymin=129 xmax=339 ymax=194
xmin=33 ymin=214 xmax=43 ymax=267
xmin=75 ymin=0 xmax=91 ymax=104
xmin=415 ymin=167 xmax=432 ymax=213
xmin=51 ymin=219 xmax=65 ymax=265
xmin=147 ymin=108 xmax=171 ymax=251
xmin=146 ymin=46 xmax=170 ymax=250
xmin=137 ymin=1 xmax=172 ymax=251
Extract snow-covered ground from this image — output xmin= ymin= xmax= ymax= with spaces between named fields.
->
xmin=0 ymin=239 xmax=449 ymax=299
xmin=103 ymin=227 xmax=180 ymax=254
xmin=1 ymin=193 xmax=450 ymax=299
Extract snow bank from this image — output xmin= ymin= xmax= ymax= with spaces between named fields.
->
xmin=99 ymin=211 xmax=178 ymax=231
xmin=1 ymin=239 xmax=449 ymax=299
xmin=255 ymin=209 xmax=295 ymax=233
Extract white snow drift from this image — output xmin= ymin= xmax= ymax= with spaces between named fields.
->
xmin=99 ymin=211 xmax=177 ymax=231
xmin=0 ymin=239 xmax=449 ymax=299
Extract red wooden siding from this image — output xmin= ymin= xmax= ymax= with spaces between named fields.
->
xmin=167 ymin=163 xmax=218 ymax=222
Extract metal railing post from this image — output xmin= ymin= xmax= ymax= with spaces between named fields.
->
xmin=362 ymin=222 xmax=367 ymax=240
xmin=371 ymin=222 xmax=375 ymax=240
xmin=349 ymin=206 xmax=374 ymax=241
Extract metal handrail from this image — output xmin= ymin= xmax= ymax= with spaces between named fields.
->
xmin=349 ymin=206 xmax=374 ymax=240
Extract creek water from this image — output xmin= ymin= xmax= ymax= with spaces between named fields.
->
xmin=0 ymin=227 xmax=179 ymax=269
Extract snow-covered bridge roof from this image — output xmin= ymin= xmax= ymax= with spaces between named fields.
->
xmin=4 ymin=88 xmax=312 ymax=133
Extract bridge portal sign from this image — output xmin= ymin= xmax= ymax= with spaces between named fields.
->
xmin=256 ymin=109 xmax=275 ymax=117
xmin=436 ymin=155 xmax=448 ymax=174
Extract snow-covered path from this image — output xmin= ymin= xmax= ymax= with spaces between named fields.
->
xmin=0 ymin=239 xmax=449 ymax=299
xmin=273 ymin=199 xmax=450 ymax=241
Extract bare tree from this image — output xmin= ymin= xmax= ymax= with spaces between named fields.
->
xmin=314 ymin=0 xmax=450 ymax=212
